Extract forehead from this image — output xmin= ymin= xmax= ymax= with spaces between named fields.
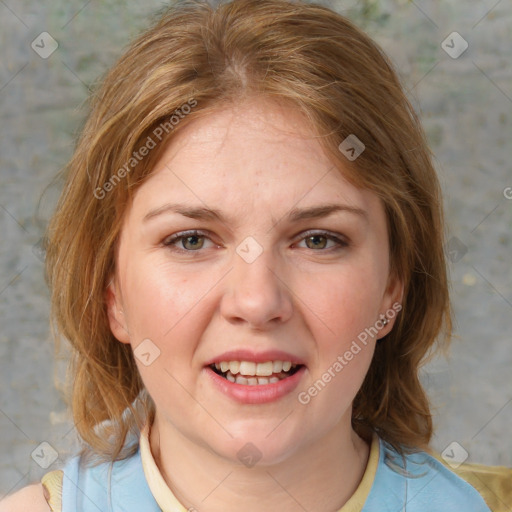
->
xmin=159 ymin=98 xmax=331 ymax=176
xmin=126 ymin=98 xmax=382 ymax=225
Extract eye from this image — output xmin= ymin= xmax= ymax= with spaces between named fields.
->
xmin=163 ymin=230 xmax=215 ymax=252
xmin=162 ymin=229 xmax=349 ymax=254
xmin=295 ymin=230 xmax=348 ymax=251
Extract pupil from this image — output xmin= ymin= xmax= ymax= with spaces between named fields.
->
xmin=184 ymin=235 xmax=203 ymax=250
xmin=307 ymin=235 xmax=326 ymax=249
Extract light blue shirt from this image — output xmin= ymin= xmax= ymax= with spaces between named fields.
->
xmin=59 ymin=437 xmax=495 ymax=511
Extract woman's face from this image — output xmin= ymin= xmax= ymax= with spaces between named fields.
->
xmin=106 ymin=98 xmax=402 ymax=465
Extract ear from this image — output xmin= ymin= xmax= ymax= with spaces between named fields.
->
xmin=105 ymin=276 xmax=131 ymax=344
xmin=377 ymin=270 xmax=404 ymax=339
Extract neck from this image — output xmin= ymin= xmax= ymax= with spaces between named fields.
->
xmin=149 ymin=415 xmax=370 ymax=512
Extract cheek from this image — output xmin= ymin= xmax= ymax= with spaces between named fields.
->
xmin=123 ymin=261 xmax=206 ymax=339
xmin=301 ymin=257 xmax=385 ymax=396
xmin=124 ymin=264 xmax=207 ymax=405
xmin=309 ymin=261 xmax=386 ymax=335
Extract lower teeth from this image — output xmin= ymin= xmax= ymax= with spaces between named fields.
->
xmin=226 ymin=374 xmax=281 ymax=385
xmin=221 ymin=369 xmax=293 ymax=385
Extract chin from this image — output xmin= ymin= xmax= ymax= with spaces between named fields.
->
xmin=207 ymin=426 xmax=303 ymax=468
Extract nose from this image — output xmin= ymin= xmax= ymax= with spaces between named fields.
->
xmin=219 ymin=243 xmax=293 ymax=330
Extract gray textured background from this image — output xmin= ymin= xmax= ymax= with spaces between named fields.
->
xmin=1 ymin=0 xmax=511 ymax=499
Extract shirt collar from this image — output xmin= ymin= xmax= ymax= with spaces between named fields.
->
xmin=139 ymin=422 xmax=380 ymax=512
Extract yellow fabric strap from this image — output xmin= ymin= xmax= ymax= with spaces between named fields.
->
xmin=435 ymin=455 xmax=512 ymax=512
xmin=139 ymin=422 xmax=190 ymax=512
xmin=336 ymin=434 xmax=380 ymax=512
xmin=41 ymin=469 xmax=64 ymax=512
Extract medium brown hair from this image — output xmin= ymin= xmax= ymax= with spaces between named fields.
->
xmin=44 ymin=0 xmax=451 ymax=462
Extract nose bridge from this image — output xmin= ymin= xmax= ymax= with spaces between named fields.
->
xmin=221 ymin=235 xmax=293 ymax=327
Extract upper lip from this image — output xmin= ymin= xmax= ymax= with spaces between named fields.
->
xmin=204 ymin=349 xmax=306 ymax=367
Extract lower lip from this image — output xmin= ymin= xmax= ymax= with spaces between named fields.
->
xmin=205 ymin=366 xmax=306 ymax=404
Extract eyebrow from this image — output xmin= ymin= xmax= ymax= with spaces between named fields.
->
xmin=142 ymin=202 xmax=368 ymax=224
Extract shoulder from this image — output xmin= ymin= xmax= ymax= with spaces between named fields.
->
xmin=435 ymin=453 xmax=512 ymax=511
xmin=364 ymin=438 xmax=512 ymax=511
xmin=0 ymin=483 xmax=51 ymax=512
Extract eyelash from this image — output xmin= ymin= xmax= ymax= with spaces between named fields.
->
xmin=162 ymin=229 xmax=349 ymax=254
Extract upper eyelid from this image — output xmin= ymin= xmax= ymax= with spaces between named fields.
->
xmin=162 ymin=229 xmax=218 ymax=250
xmin=298 ymin=229 xmax=349 ymax=241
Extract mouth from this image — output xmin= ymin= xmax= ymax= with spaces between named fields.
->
xmin=209 ymin=360 xmax=304 ymax=386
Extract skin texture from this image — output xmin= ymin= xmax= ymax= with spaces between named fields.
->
xmin=0 ymin=484 xmax=50 ymax=511
xmin=105 ymin=97 xmax=403 ymax=512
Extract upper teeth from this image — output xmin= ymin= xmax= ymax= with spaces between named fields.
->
xmin=215 ymin=360 xmax=295 ymax=376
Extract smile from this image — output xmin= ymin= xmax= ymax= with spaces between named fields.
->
xmin=210 ymin=360 xmax=302 ymax=385
xmin=205 ymin=360 xmax=306 ymax=404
